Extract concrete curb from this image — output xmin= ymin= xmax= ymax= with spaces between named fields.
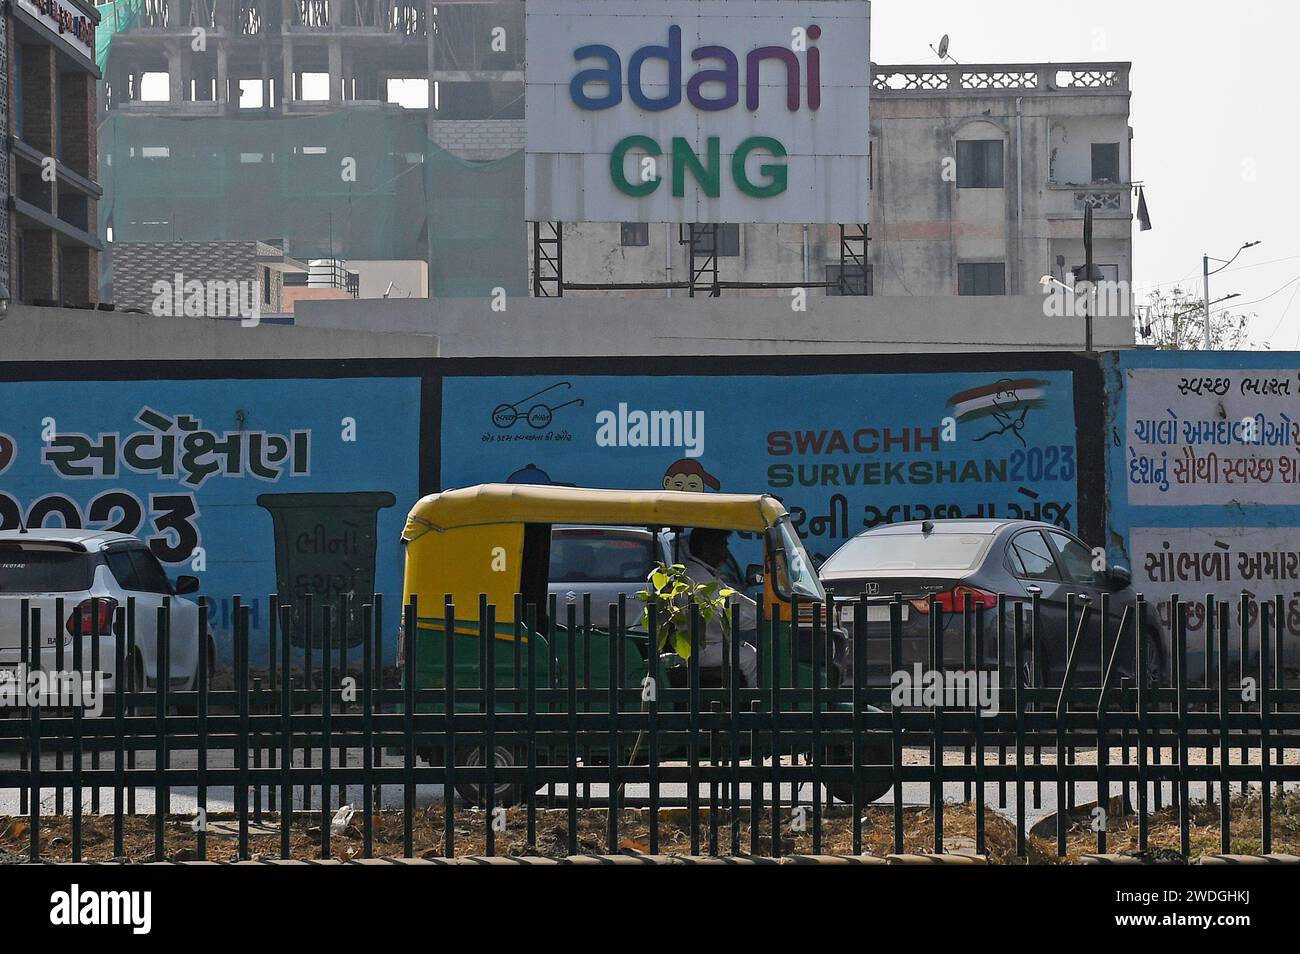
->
xmin=563 ymin=854 xmax=680 ymax=866
xmin=458 ymin=856 xmax=565 ymax=866
xmin=780 ymin=854 xmax=889 ymax=865
xmin=673 ymin=855 xmax=778 ymax=866
xmin=51 ymin=851 xmax=1300 ymax=866
xmin=886 ymin=854 xmax=988 ymax=866
xmin=1081 ymin=855 xmax=1155 ymax=865
xmin=1197 ymin=854 xmax=1300 ymax=866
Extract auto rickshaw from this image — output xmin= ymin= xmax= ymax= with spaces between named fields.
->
xmin=398 ymin=483 xmax=890 ymax=805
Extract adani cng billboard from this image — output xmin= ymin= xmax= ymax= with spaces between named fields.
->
xmin=525 ymin=0 xmax=872 ymax=224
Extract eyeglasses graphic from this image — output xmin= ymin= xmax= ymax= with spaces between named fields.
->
xmin=492 ymin=382 xmax=585 ymax=430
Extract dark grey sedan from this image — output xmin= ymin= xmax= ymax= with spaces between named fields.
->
xmin=818 ymin=520 xmax=1165 ymax=690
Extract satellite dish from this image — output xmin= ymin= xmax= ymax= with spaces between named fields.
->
xmin=937 ymin=35 xmax=950 ymax=59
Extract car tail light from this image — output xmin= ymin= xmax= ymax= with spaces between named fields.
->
xmin=910 ymin=586 xmax=999 ymax=615
xmin=65 ymin=597 xmax=118 ymax=638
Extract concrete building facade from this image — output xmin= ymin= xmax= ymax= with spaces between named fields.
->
xmin=546 ymin=63 xmax=1137 ymax=302
xmin=2 ymin=0 xmax=102 ymax=307
xmin=99 ymin=0 xmax=522 ymax=124
xmin=97 ymin=0 xmax=523 ymax=280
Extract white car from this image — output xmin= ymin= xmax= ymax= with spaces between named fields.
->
xmin=0 ymin=529 xmax=208 ymax=699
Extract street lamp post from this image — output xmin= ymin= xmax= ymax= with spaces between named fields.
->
xmin=1039 ymin=274 xmax=1098 ymax=352
xmin=1202 ymin=241 xmax=1262 ymax=350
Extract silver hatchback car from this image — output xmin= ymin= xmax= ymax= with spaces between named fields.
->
xmin=0 ymin=529 xmax=209 ymax=700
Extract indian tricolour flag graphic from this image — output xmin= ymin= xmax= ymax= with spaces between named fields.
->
xmin=947 ymin=379 xmax=1051 ymax=423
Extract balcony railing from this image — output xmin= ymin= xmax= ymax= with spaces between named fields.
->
xmin=1043 ymin=183 xmax=1132 ymax=219
xmin=871 ymin=63 xmax=1130 ymax=94
xmin=1073 ymin=188 xmax=1126 ymax=212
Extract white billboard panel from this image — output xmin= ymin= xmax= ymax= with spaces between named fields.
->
xmin=1124 ymin=369 xmax=1300 ymax=507
xmin=525 ymin=0 xmax=872 ymax=225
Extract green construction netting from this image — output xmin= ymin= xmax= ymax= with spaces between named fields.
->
xmin=96 ymin=0 xmax=143 ymax=73
xmin=97 ymin=110 xmax=527 ymax=299
xmin=425 ymin=146 xmax=524 ymax=299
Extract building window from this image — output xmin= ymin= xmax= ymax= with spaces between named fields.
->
xmin=263 ymin=267 xmax=272 ymax=304
xmin=620 ymin=222 xmax=649 ymax=247
xmin=239 ymin=79 xmax=266 ymax=109
xmin=1091 ymin=143 xmax=1120 ymax=183
xmin=957 ymin=140 xmax=1004 ymax=189
xmin=1072 ymin=263 xmax=1121 ymax=284
xmin=691 ymin=224 xmax=740 ymax=257
xmin=958 ymin=262 xmax=1006 ymax=296
xmin=825 ymin=264 xmax=873 ymax=296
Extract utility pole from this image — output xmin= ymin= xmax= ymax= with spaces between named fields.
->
xmin=1203 ymin=241 xmax=1262 ymax=350
xmin=1202 ymin=254 xmax=1211 ymax=350
xmin=1074 ymin=204 xmax=1104 ymax=353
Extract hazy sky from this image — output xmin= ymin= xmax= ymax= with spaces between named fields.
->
xmin=872 ymin=0 xmax=1300 ymax=349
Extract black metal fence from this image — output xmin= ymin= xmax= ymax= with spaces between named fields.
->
xmin=0 ymin=591 xmax=1297 ymax=863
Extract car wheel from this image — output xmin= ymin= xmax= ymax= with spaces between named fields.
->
xmin=1143 ymin=628 xmax=1165 ymax=687
xmin=996 ymin=655 xmax=1035 ymax=692
xmin=826 ymin=741 xmax=893 ymax=806
xmin=454 ymin=744 xmax=523 ymax=807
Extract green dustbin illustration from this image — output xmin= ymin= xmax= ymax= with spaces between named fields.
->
xmin=257 ymin=491 xmax=397 ymax=647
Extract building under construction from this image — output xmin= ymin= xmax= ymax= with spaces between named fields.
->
xmin=97 ymin=0 xmax=526 ymax=303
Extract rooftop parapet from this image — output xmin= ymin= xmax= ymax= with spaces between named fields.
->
xmin=871 ymin=62 xmax=1131 ymax=95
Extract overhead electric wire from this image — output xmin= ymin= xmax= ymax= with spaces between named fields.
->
xmin=1217 ymin=253 xmax=1300 ymax=275
xmin=1209 ymin=274 xmax=1300 ymax=316
xmin=1267 ymin=279 xmax=1300 ymax=347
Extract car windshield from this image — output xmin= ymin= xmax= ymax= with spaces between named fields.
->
xmin=822 ymin=531 xmax=993 ymax=573
xmin=549 ymin=529 xmax=654 ymax=584
xmin=0 ymin=544 xmax=94 ymax=592
xmin=773 ymin=518 xmax=826 ymax=601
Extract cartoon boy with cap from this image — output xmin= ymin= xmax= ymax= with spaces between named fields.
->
xmin=662 ymin=459 xmax=720 ymax=493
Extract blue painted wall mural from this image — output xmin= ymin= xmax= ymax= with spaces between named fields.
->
xmin=0 ymin=375 xmax=423 ymax=665
xmin=441 ymin=370 xmax=1083 ymax=570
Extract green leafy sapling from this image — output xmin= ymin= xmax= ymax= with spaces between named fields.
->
xmin=636 ymin=562 xmax=736 ymax=660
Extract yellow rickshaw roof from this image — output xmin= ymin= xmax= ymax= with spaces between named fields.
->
xmin=408 ymin=484 xmax=788 ymax=533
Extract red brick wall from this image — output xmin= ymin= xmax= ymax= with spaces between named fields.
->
xmin=60 ymin=70 xmax=95 ymax=180
xmin=20 ymin=44 xmax=54 ymax=156
xmin=21 ymin=228 xmax=56 ymax=301
xmin=60 ymin=244 xmax=97 ymax=306
xmin=58 ymin=69 xmax=98 ymax=304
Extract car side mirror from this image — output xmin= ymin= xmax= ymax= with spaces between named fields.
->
xmin=744 ymin=563 xmax=765 ymax=588
xmin=1107 ymin=565 xmax=1132 ymax=590
xmin=173 ymin=575 xmax=200 ymax=596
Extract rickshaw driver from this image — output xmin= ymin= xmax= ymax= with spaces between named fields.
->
xmin=682 ymin=528 xmax=760 ymax=687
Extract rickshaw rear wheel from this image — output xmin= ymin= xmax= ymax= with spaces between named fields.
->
xmin=454 ymin=744 xmax=524 ymax=807
xmin=826 ymin=743 xmax=894 ymax=806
